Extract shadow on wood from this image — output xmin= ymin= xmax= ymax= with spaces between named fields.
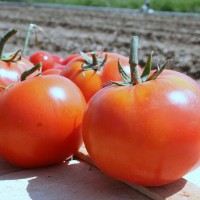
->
xmin=75 ymin=145 xmax=200 ymax=200
xmin=0 ymin=160 xmax=150 ymax=200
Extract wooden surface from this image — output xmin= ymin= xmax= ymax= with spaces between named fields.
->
xmin=76 ymin=145 xmax=200 ymax=200
xmin=0 ymin=158 xmax=150 ymax=200
xmin=0 ymin=145 xmax=200 ymax=200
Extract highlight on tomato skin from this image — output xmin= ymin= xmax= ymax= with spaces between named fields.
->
xmin=83 ymin=69 xmax=200 ymax=186
xmin=0 ymin=74 xmax=86 ymax=168
xmin=82 ymin=36 xmax=200 ymax=186
xmin=29 ymin=50 xmax=55 ymax=72
xmin=0 ymin=57 xmax=35 ymax=92
xmin=0 ymin=29 xmax=36 ymax=93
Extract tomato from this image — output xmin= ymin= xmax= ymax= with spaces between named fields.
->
xmin=0 ymin=57 xmax=34 ymax=92
xmin=60 ymin=52 xmax=140 ymax=102
xmin=83 ymin=69 xmax=200 ymax=186
xmin=42 ymin=68 xmax=61 ymax=75
xmin=52 ymin=54 xmax=64 ymax=64
xmin=61 ymin=53 xmax=79 ymax=65
xmin=29 ymin=51 xmax=55 ymax=72
xmin=0 ymin=29 xmax=34 ymax=93
xmin=53 ymin=63 xmax=65 ymax=70
xmin=82 ymin=37 xmax=200 ymax=186
xmin=0 ymin=74 xmax=86 ymax=168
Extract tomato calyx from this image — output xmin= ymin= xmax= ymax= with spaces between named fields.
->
xmin=20 ymin=62 xmax=42 ymax=81
xmin=104 ymin=36 xmax=171 ymax=87
xmin=0 ymin=29 xmax=22 ymax=62
xmin=1 ymin=50 xmax=22 ymax=63
xmin=0 ymin=83 xmax=15 ymax=92
xmin=0 ymin=62 xmax=42 ymax=92
xmin=80 ymin=50 xmax=107 ymax=72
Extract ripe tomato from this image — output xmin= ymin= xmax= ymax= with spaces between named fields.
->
xmin=61 ymin=53 xmax=79 ymax=65
xmin=60 ymin=52 xmax=140 ymax=102
xmin=0 ymin=74 xmax=86 ymax=168
xmin=83 ymin=70 xmax=200 ymax=186
xmin=0 ymin=29 xmax=35 ymax=92
xmin=0 ymin=57 xmax=34 ymax=92
xmin=29 ymin=51 xmax=55 ymax=72
xmin=52 ymin=54 xmax=64 ymax=64
xmin=82 ymin=36 xmax=200 ymax=186
xmin=42 ymin=68 xmax=61 ymax=75
xmin=53 ymin=63 xmax=65 ymax=70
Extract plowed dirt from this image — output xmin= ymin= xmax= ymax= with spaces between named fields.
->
xmin=0 ymin=5 xmax=200 ymax=80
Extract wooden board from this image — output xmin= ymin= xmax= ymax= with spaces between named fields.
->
xmin=75 ymin=145 xmax=200 ymax=200
xmin=0 ymin=145 xmax=200 ymax=200
xmin=0 ymin=157 xmax=151 ymax=200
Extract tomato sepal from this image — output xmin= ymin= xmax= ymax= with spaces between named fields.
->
xmin=20 ymin=62 xmax=42 ymax=81
xmin=80 ymin=51 xmax=107 ymax=71
xmin=0 ymin=29 xmax=22 ymax=62
xmin=105 ymin=36 xmax=171 ymax=87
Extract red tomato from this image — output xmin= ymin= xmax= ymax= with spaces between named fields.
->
xmin=0 ymin=29 xmax=40 ymax=94
xmin=61 ymin=53 xmax=79 ymax=65
xmin=42 ymin=68 xmax=61 ymax=75
xmin=60 ymin=52 xmax=140 ymax=102
xmin=82 ymin=69 xmax=200 ymax=186
xmin=0 ymin=75 xmax=86 ymax=168
xmin=52 ymin=54 xmax=64 ymax=64
xmin=29 ymin=51 xmax=55 ymax=72
xmin=53 ymin=63 xmax=65 ymax=70
xmin=0 ymin=57 xmax=34 ymax=93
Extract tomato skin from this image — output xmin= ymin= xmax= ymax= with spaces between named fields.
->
xmin=82 ymin=70 xmax=200 ymax=186
xmin=29 ymin=51 xmax=55 ymax=72
xmin=61 ymin=56 xmax=102 ymax=102
xmin=53 ymin=63 xmax=65 ymax=70
xmin=0 ymin=75 xmax=86 ymax=168
xmin=61 ymin=53 xmax=80 ymax=65
xmin=60 ymin=52 xmax=139 ymax=102
xmin=52 ymin=54 xmax=64 ymax=64
xmin=0 ymin=57 xmax=34 ymax=92
xmin=42 ymin=68 xmax=61 ymax=75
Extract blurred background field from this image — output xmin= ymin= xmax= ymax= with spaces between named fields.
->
xmin=1 ymin=0 xmax=200 ymax=13
xmin=0 ymin=1 xmax=200 ymax=81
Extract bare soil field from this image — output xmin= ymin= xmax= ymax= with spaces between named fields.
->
xmin=0 ymin=5 xmax=200 ymax=80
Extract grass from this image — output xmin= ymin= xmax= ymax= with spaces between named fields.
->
xmin=2 ymin=0 xmax=200 ymax=13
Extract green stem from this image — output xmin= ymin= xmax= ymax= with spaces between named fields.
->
xmin=0 ymin=29 xmax=18 ymax=59
xmin=91 ymin=52 xmax=98 ymax=66
xmin=129 ymin=36 xmax=142 ymax=85
xmin=81 ymin=51 xmax=107 ymax=71
xmin=22 ymin=24 xmax=43 ymax=56
xmin=20 ymin=62 xmax=42 ymax=81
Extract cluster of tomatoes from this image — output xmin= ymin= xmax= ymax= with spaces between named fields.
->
xmin=1 ymin=29 xmax=200 ymax=187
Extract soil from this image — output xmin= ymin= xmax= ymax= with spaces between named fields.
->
xmin=0 ymin=5 xmax=200 ymax=80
